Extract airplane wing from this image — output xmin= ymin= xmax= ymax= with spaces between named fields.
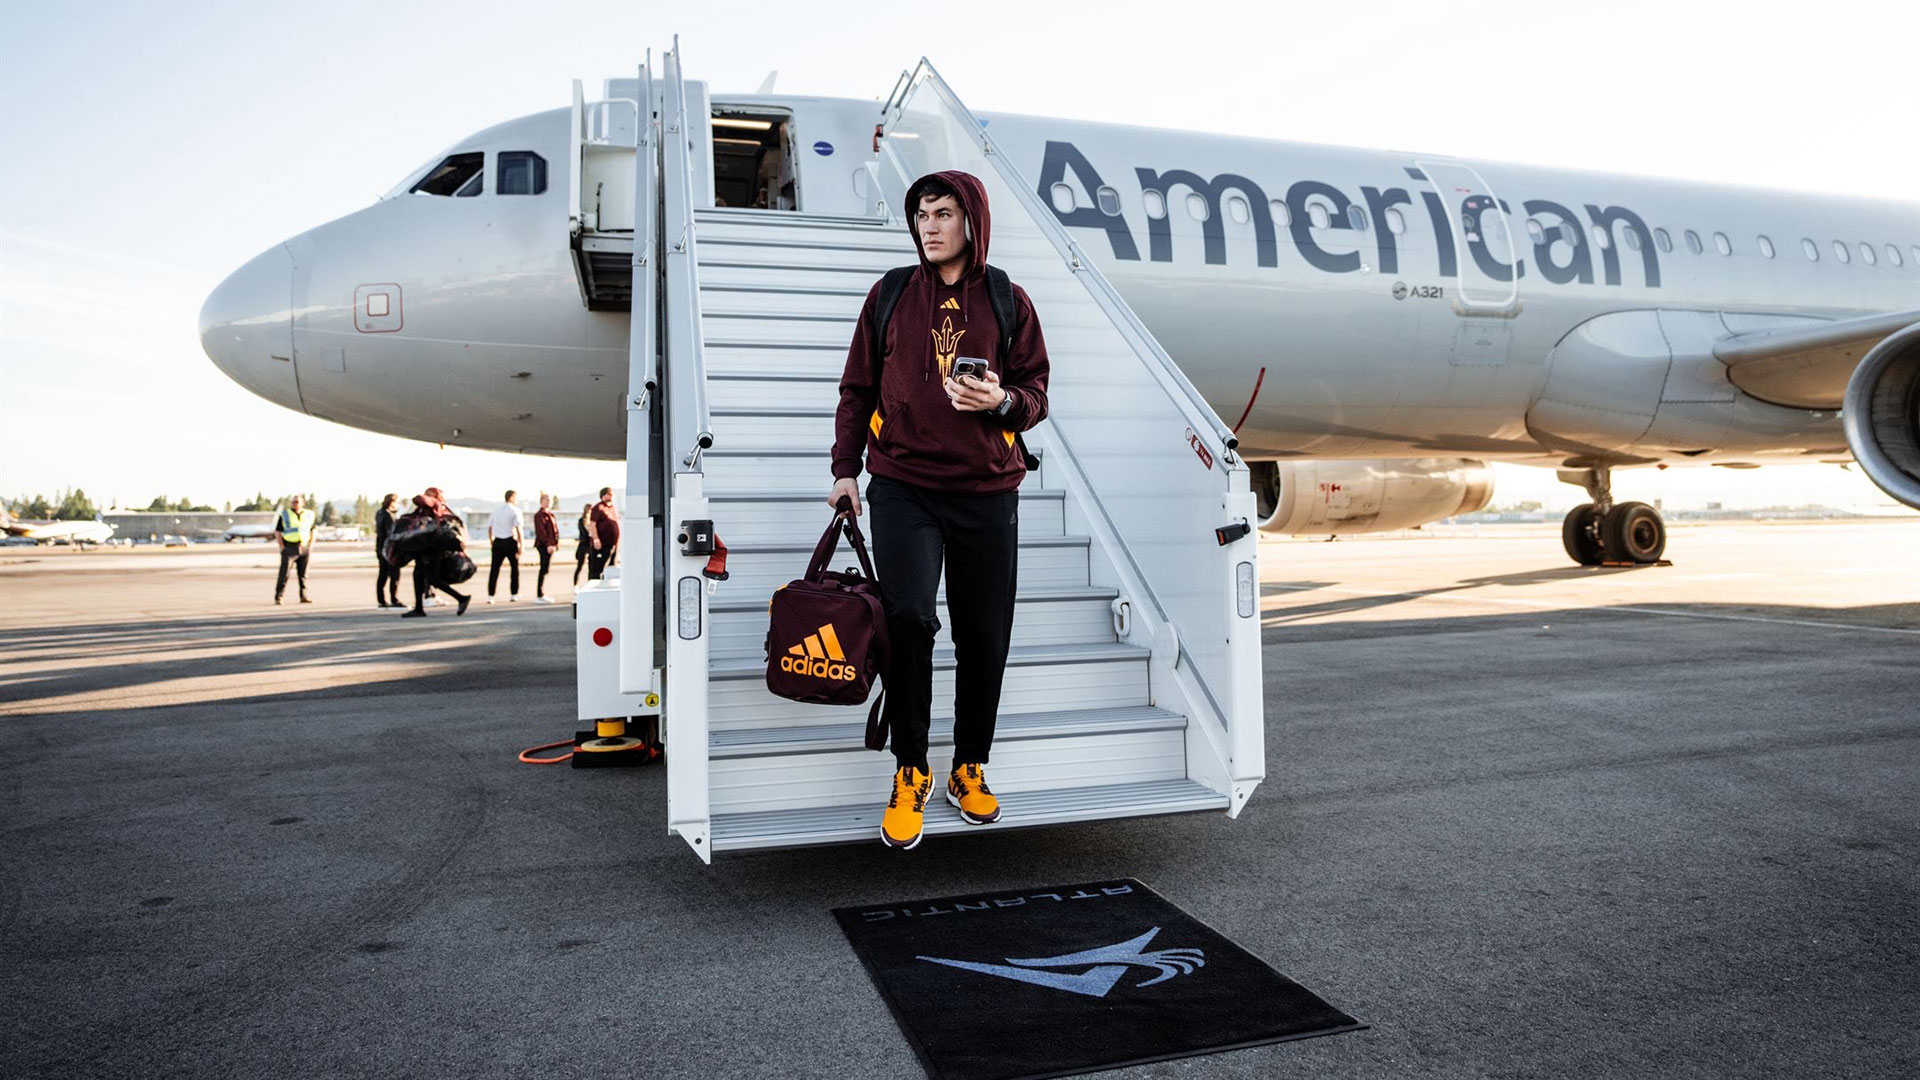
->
xmin=1715 ymin=309 xmax=1920 ymax=409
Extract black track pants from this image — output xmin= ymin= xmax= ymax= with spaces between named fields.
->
xmin=866 ymin=474 xmax=1019 ymax=775
xmin=376 ymin=556 xmax=401 ymax=604
xmin=536 ymin=548 xmax=553 ymax=597
xmin=488 ymin=539 xmax=520 ymax=596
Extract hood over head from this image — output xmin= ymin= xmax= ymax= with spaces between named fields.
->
xmin=905 ymin=171 xmax=990 ymax=278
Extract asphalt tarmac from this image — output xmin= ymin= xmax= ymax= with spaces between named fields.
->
xmin=3 ymin=521 xmax=1916 ymax=1079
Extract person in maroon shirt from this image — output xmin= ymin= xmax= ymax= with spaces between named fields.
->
xmin=587 ymin=487 xmax=620 ymax=580
xmin=532 ymin=492 xmax=560 ymax=604
xmin=827 ymin=171 xmax=1051 ymax=850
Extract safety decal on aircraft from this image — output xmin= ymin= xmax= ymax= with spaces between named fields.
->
xmin=1036 ymin=141 xmax=1664 ymax=289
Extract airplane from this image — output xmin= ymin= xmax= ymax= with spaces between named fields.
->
xmin=198 ymin=67 xmax=1920 ymax=567
xmin=221 ymin=522 xmax=280 ymax=542
xmin=0 ymin=508 xmax=114 ymax=545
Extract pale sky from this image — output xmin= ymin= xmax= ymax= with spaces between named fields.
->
xmin=2 ymin=0 xmax=1916 ymax=512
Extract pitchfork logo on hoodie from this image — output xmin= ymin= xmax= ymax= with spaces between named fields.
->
xmin=781 ymin=623 xmax=856 ymax=681
xmin=932 ymin=316 xmax=966 ymax=380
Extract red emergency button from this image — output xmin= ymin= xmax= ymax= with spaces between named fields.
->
xmin=592 ymin=627 xmax=613 ymax=647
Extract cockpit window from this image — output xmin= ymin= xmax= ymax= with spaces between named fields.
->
xmin=411 ymin=153 xmax=484 ymax=197
xmin=498 ymin=151 xmax=548 ymax=195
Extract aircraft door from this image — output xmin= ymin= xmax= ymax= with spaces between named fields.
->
xmin=1414 ymin=160 xmax=1520 ymax=315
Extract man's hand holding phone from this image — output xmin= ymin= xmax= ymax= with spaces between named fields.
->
xmin=945 ymin=362 xmax=1006 ymax=413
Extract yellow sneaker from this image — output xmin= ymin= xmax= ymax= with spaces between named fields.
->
xmin=946 ymin=763 xmax=1002 ymax=825
xmin=881 ymin=766 xmax=933 ymax=849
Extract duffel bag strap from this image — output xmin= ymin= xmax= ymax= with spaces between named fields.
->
xmin=864 ymin=683 xmax=887 ymax=751
xmin=839 ymin=511 xmax=879 ymax=582
xmin=806 ymin=511 xmax=849 ymax=581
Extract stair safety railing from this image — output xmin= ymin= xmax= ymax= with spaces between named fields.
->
xmin=877 ymin=59 xmax=1264 ymax=808
xmin=660 ymin=40 xmax=715 ymax=858
xmin=620 ymin=57 xmax=659 ymax=698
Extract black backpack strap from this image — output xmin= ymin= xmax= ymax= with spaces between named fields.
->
xmin=984 ymin=264 xmax=1040 ymax=472
xmin=869 ymin=265 xmax=918 ymax=368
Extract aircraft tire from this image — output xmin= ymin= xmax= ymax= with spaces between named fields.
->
xmin=1561 ymin=504 xmax=1604 ymax=566
xmin=1602 ymin=501 xmax=1667 ymax=563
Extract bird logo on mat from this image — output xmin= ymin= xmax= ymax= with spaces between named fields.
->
xmin=782 ymin=623 xmax=855 ymax=681
xmin=916 ymin=928 xmax=1205 ymax=998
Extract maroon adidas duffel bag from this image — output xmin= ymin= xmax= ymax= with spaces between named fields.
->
xmin=764 ymin=501 xmax=892 ymax=749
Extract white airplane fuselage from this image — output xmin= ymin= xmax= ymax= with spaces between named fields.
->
xmin=200 ymin=90 xmax=1920 ymax=476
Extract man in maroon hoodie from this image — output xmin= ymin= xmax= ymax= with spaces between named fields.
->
xmin=828 ymin=171 xmax=1050 ymax=850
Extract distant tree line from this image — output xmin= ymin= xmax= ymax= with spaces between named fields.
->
xmin=6 ymin=490 xmax=379 ymax=527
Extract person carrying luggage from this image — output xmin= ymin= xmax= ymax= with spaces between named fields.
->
xmin=827 ymin=170 xmax=1051 ymax=850
xmin=393 ymin=487 xmax=471 ymax=617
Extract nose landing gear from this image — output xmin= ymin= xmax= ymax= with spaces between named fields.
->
xmin=1557 ymin=465 xmax=1668 ymax=566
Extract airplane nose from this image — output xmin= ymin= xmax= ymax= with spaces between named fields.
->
xmin=199 ymin=244 xmax=302 ymax=413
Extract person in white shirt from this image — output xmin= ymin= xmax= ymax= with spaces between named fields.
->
xmin=486 ymin=490 xmax=525 ymax=603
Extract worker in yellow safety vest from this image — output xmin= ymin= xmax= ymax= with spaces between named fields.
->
xmin=275 ymin=494 xmax=318 ymax=605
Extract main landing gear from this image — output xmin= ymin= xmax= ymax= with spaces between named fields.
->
xmin=1557 ymin=465 xmax=1667 ymax=566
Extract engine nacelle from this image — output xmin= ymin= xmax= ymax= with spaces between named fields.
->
xmin=1252 ymin=459 xmax=1495 ymax=536
xmin=1843 ymin=321 xmax=1920 ymax=511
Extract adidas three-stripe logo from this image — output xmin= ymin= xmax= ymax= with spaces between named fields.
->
xmin=779 ymin=623 xmax=856 ymax=681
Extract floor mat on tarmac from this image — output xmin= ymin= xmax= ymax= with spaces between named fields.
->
xmin=833 ymin=877 xmax=1362 ymax=1080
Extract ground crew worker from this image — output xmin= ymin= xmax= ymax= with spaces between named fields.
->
xmin=274 ymin=494 xmax=317 ymax=605
xmin=828 ymin=170 xmax=1051 ymax=850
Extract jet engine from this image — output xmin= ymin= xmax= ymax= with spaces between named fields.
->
xmin=1251 ymin=459 xmax=1495 ymax=536
xmin=1843 ymin=321 xmax=1920 ymax=511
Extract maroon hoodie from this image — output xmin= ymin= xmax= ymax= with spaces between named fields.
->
xmin=831 ymin=170 xmax=1050 ymax=494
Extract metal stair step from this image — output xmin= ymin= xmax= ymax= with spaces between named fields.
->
xmin=716 ymin=534 xmax=1091 ymax=592
xmin=709 ymin=779 xmax=1228 ymax=852
xmin=710 ymin=705 xmax=1182 ymax=758
xmin=709 ymin=584 xmax=1118 ymax=659
xmin=705 ymin=488 xmax=1066 ymax=544
xmin=707 ymin=639 xmax=1142 ymax=682
xmin=706 ymin=640 xmax=1149 ymax=725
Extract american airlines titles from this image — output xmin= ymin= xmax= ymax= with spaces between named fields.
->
xmin=1036 ymin=141 xmax=1663 ymax=289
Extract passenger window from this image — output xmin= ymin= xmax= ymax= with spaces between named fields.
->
xmin=1911 ymin=245 xmax=1919 ymax=267
xmin=1757 ymin=235 xmax=1775 ymax=259
xmin=1384 ymin=207 xmax=1405 ymax=234
xmin=1558 ymin=224 xmax=1577 ymax=248
xmin=1684 ymin=230 xmax=1703 ymax=254
xmin=1833 ymin=240 xmax=1851 ymax=264
xmin=1307 ymin=203 xmax=1331 ymax=229
xmin=1270 ymin=199 xmax=1292 ymax=227
xmin=1096 ymin=186 xmax=1120 ymax=216
xmin=1347 ymin=205 xmax=1368 ymax=231
xmin=1623 ymin=228 xmax=1642 ymax=252
xmin=1050 ymin=183 xmax=1076 ymax=214
xmin=411 ymin=152 xmax=484 ymax=197
xmin=1525 ymin=218 xmax=1544 ymax=243
xmin=1713 ymin=232 xmax=1731 ymax=256
xmin=1890 ymin=245 xmax=1905 ymax=268
xmin=1590 ymin=224 xmax=1612 ymax=251
xmin=497 ymin=151 xmax=548 ymax=196
xmin=1142 ymin=189 xmax=1167 ymax=220
xmin=1802 ymin=238 xmax=1819 ymax=261
xmin=1186 ymin=192 xmax=1210 ymax=222
xmin=1860 ymin=242 xmax=1876 ymax=266
xmin=1654 ymin=227 xmax=1672 ymax=253
xmin=1226 ymin=195 xmax=1250 ymax=225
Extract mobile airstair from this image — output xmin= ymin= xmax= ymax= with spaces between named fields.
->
xmin=572 ymin=44 xmax=1264 ymax=862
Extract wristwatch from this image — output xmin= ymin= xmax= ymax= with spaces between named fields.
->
xmin=992 ymin=392 xmax=1014 ymax=417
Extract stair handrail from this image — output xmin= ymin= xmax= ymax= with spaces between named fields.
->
xmin=662 ymin=42 xmax=713 ymax=470
xmin=881 ymin=59 xmax=1239 ymax=466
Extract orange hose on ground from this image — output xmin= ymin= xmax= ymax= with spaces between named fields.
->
xmin=518 ymin=739 xmax=575 ymax=764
